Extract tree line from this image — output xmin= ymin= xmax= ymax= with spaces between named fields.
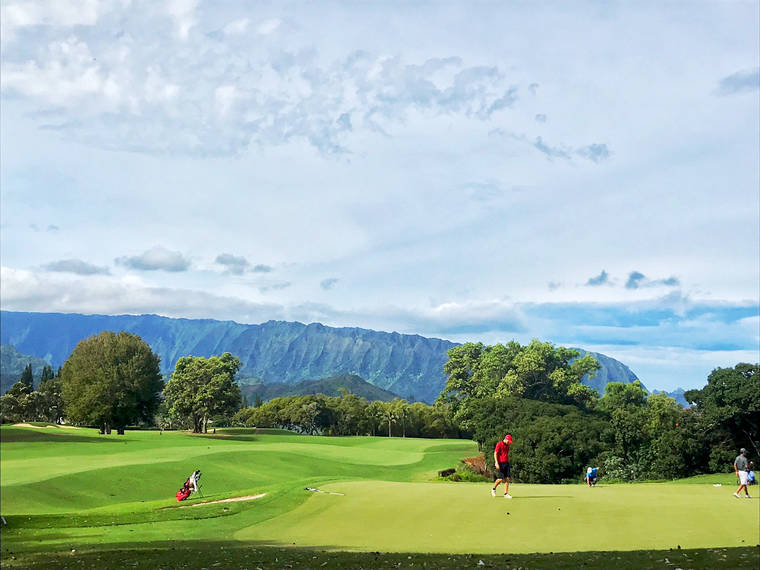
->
xmin=0 ymin=363 xmax=64 ymax=424
xmin=438 ymin=340 xmax=759 ymax=483
xmin=233 ymin=393 xmax=460 ymax=438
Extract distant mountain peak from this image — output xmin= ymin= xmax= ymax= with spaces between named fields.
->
xmin=242 ymin=373 xmax=401 ymax=402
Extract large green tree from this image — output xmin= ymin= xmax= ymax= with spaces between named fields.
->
xmin=61 ymin=332 xmax=163 ymax=434
xmin=685 ymin=363 xmax=760 ymax=460
xmin=438 ymin=339 xmax=600 ymax=441
xmin=439 ymin=340 xmax=599 ymax=410
xmin=164 ymin=353 xmax=242 ymax=433
xmin=37 ymin=369 xmax=64 ymax=424
xmin=0 ymin=380 xmax=33 ymax=422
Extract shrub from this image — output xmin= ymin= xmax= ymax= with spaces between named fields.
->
xmin=708 ymin=445 xmax=736 ymax=473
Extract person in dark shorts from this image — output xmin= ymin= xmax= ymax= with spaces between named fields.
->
xmin=491 ymin=433 xmax=513 ymax=499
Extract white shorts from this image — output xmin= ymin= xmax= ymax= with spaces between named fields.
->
xmin=738 ymin=470 xmax=748 ymax=485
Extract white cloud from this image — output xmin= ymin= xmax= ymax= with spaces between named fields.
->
xmin=214 ymin=85 xmax=238 ymax=118
xmin=215 ymin=253 xmax=249 ymax=275
xmin=586 ymin=270 xmax=611 ymax=287
xmin=144 ymin=67 xmax=179 ymax=104
xmin=0 ymin=266 xmax=281 ymax=323
xmin=580 ymin=344 xmax=760 ymax=392
xmin=165 ymin=0 xmax=199 ymax=40
xmin=42 ymin=259 xmax=110 ymax=275
xmin=2 ymin=32 xmax=535 ymax=155
xmin=2 ymin=37 xmax=104 ymax=105
xmin=1 ymin=0 xmax=101 ymax=43
xmin=257 ymin=18 xmax=281 ymax=35
xmin=115 ymin=246 xmax=191 ymax=272
xmin=716 ymin=68 xmax=759 ymax=96
xmin=223 ymin=18 xmax=249 ymax=36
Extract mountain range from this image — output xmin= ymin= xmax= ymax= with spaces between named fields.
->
xmin=1 ymin=310 xmax=649 ymax=403
xmin=241 ymin=373 xmax=401 ymax=402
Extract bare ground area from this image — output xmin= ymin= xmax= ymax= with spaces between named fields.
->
xmin=12 ymin=423 xmax=78 ymax=429
xmin=463 ymin=455 xmax=486 ymax=474
xmin=179 ymin=493 xmax=267 ymax=508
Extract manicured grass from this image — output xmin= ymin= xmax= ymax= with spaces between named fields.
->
xmin=239 ymin=480 xmax=758 ymax=553
xmin=1 ymin=424 xmax=758 ymax=568
xmin=666 ymin=471 xmax=748 ymax=485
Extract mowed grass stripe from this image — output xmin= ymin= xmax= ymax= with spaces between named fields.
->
xmin=2 ymin=427 xmax=466 ymax=487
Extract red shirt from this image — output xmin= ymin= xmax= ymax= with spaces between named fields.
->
xmin=495 ymin=440 xmax=510 ymax=463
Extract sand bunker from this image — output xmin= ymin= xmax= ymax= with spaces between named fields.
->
xmin=12 ymin=423 xmax=78 ymax=429
xmin=181 ymin=493 xmax=267 ymax=508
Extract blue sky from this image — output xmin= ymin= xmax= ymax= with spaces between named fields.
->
xmin=1 ymin=1 xmax=758 ymax=392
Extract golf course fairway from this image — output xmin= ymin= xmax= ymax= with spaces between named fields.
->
xmin=1 ymin=424 xmax=758 ymax=561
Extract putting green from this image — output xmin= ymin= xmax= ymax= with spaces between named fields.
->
xmin=238 ymin=480 xmax=759 ymax=553
xmin=1 ymin=425 xmax=757 ymax=555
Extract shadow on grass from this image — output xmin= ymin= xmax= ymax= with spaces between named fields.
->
xmin=0 ymin=500 xmax=247 ymax=531
xmin=0 ymin=430 xmax=117 ymax=444
xmin=1 ymin=540 xmax=757 ymax=570
xmin=513 ymin=495 xmax=574 ymax=499
xmin=198 ymin=434 xmax=260 ymax=442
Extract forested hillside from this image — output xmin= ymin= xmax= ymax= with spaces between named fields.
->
xmin=241 ymin=374 xmax=401 ymax=402
xmin=0 ymin=345 xmax=50 ymax=393
xmin=1 ymin=311 xmax=641 ymax=403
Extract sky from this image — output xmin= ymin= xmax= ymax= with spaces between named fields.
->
xmin=1 ymin=1 xmax=758 ymax=392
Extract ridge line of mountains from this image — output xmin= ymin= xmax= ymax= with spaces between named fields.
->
xmin=0 ymin=310 xmax=688 ymax=406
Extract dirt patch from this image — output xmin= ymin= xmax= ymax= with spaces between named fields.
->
xmin=463 ymin=456 xmax=487 ymax=475
xmin=179 ymin=494 xmax=267 ymax=508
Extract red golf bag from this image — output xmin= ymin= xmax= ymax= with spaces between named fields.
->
xmin=176 ymin=480 xmax=192 ymax=501
xmin=175 ymin=469 xmax=202 ymax=501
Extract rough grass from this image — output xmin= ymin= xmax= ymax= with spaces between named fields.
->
xmin=1 ymin=424 xmax=758 ymax=569
xmin=2 ymin=544 xmax=758 ymax=569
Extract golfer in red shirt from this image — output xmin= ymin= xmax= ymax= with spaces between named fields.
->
xmin=491 ymin=434 xmax=513 ymax=498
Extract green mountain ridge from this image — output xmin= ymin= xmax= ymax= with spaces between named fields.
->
xmin=0 ymin=311 xmax=651 ymax=403
xmin=241 ymin=373 xmax=401 ymax=402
